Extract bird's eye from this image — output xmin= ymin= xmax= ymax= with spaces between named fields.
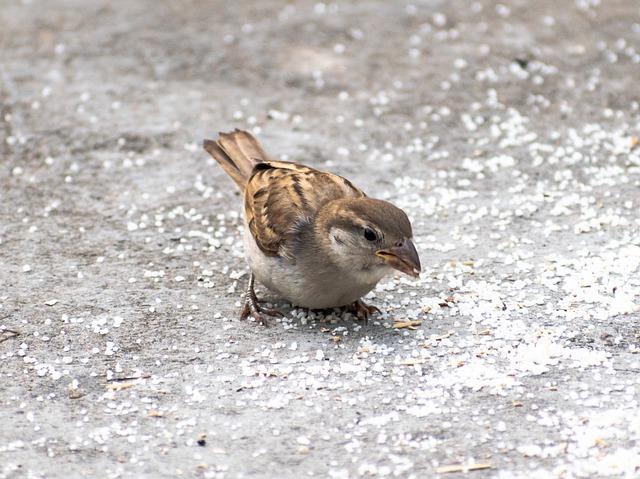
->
xmin=363 ymin=227 xmax=377 ymax=241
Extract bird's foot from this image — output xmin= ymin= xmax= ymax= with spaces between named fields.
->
xmin=239 ymin=273 xmax=283 ymax=325
xmin=239 ymin=300 xmax=283 ymax=325
xmin=346 ymin=299 xmax=381 ymax=322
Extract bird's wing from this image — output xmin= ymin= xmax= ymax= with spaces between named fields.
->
xmin=244 ymin=161 xmax=365 ymax=258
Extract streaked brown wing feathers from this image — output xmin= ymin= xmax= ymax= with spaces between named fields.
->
xmin=245 ymin=161 xmax=364 ymax=257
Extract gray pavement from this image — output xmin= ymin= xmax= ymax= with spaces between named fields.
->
xmin=1 ymin=0 xmax=640 ymax=478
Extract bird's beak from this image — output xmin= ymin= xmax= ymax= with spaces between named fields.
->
xmin=376 ymin=240 xmax=421 ymax=278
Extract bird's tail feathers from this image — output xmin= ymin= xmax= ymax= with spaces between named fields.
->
xmin=203 ymin=129 xmax=269 ymax=191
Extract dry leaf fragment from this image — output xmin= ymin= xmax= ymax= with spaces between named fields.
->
xmin=148 ymin=410 xmax=164 ymax=417
xmin=0 ymin=329 xmax=20 ymax=343
xmin=439 ymin=296 xmax=456 ymax=307
xmin=107 ymin=373 xmax=151 ymax=382
xmin=594 ymin=438 xmax=608 ymax=448
xmin=106 ymin=382 xmax=134 ymax=391
xmin=436 ymin=463 xmax=492 ymax=474
xmin=68 ymin=388 xmax=84 ymax=399
xmin=393 ymin=320 xmax=422 ymax=330
xmin=432 ymin=331 xmax=454 ymax=341
xmin=420 ymin=331 xmax=454 ymax=348
xmin=631 ymin=136 xmax=639 ymax=150
xmin=400 ymin=358 xmax=427 ymax=366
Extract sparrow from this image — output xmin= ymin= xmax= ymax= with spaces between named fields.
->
xmin=203 ymin=129 xmax=421 ymax=324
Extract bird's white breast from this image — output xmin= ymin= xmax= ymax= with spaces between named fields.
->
xmin=243 ymin=223 xmax=387 ymax=309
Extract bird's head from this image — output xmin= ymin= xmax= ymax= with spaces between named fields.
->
xmin=317 ymin=198 xmax=421 ymax=279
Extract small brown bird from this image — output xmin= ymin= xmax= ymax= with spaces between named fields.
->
xmin=203 ymin=129 xmax=421 ymax=323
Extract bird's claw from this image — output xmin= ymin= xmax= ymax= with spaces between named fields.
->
xmin=346 ymin=300 xmax=381 ymax=322
xmin=240 ymin=273 xmax=283 ymax=325
xmin=240 ymin=301 xmax=282 ymax=325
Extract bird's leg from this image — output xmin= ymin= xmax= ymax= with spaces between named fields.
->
xmin=345 ymin=299 xmax=381 ymax=321
xmin=240 ymin=273 xmax=283 ymax=325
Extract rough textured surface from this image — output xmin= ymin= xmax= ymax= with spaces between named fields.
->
xmin=1 ymin=0 xmax=640 ymax=478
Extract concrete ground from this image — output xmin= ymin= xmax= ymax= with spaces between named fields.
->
xmin=1 ymin=0 xmax=640 ymax=478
